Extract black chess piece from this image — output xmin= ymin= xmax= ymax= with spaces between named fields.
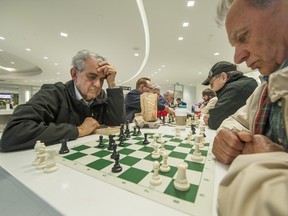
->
xmin=97 ymin=135 xmax=105 ymax=148
xmin=132 ymin=127 xmax=137 ymax=136
xmin=136 ymin=125 xmax=141 ymax=135
xmin=191 ymin=124 xmax=196 ymax=135
xmin=162 ymin=116 xmax=166 ymax=124
xmin=110 ymin=143 xmax=117 ymax=159
xmin=118 ymin=134 xmax=125 ymax=147
xmin=142 ymin=133 xmax=149 ymax=145
xmin=111 ymin=152 xmax=122 ymax=173
xmin=59 ymin=139 xmax=69 ymax=154
xmin=108 ymin=134 xmax=115 ymax=150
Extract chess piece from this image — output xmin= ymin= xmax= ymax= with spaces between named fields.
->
xmin=118 ymin=134 xmax=125 ymax=147
xmin=111 ymin=143 xmax=117 ymax=159
xmin=151 ymin=142 xmax=160 ymax=159
xmin=159 ymin=140 xmax=165 ymax=155
xmin=175 ymin=128 xmax=181 ymax=138
xmin=44 ymin=149 xmax=58 ymax=173
xmin=160 ymin=152 xmax=170 ymax=172
xmin=191 ymin=135 xmax=203 ymax=162
xmin=97 ymin=135 xmax=105 ymax=148
xmin=150 ymin=161 xmax=162 ymax=186
xmin=108 ymin=134 xmax=115 ymax=150
xmin=136 ymin=125 xmax=141 ymax=135
xmin=36 ymin=145 xmax=47 ymax=170
xmin=32 ymin=140 xmax=45 ymax=166
xmin=174 ymin=162 xmax=190 ymax=191
xmin=59 ymin=139 xmax=69 ymax=154
xmin=111 ymin=152 xmax=122 ymax=173
xmin=132 ymin=127 xmax=137 ymax=136
xmin=143 ymin=133 xmax=149 ymax=145
xmin=125 ymin=120 xmax=131 ymax=138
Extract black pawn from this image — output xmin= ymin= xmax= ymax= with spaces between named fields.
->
xmin=142 ymin=133 xmax=149 ymax=145
xmin=97 ymin=135 xmax=105 ymax=148
xmin=59 ymin=139 xmax=69 ymax=154
xmin=112 ymin=153 xmax=122 ymax=173
xmin=132 ymin=127 xmax=137 ymax=136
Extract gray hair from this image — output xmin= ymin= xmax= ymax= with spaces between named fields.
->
xmin=164 ymin=90 xmax=174 ymax=97
xmin=216 ymin=0 xmax=276 ymax=26
xmin=72 ymin=49 xmax=106 ymax=72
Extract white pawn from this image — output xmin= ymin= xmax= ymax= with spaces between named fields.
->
xmin=159 ymin=140 xmax=166 ymax=155
xmin=36 ymin=145 xmax=46 ymax=169
xmin=150 ymin=161 xmax=162 ymax=186
xmin=157 ymin=133 xmax=163 ymax=143
xmin=175 ymin=128 xmax=181 ymax=138
xmin=44 ymin=149 xmax=58 ymax=173
xmin=186 ymin=131 xmax=192 ymax=144
xmin=191 ymin=135 xmax=203 ymax=162
xmin=160 ymin=152 xmax=170 ymax=172
xmin=174 ymin=162 xmax=190 ymax=191
xmin=151 ymin=142 xmax=160 ymax=159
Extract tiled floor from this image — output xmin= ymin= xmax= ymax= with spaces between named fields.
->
xmin=0 ymin=166 xmax=62 ymax=216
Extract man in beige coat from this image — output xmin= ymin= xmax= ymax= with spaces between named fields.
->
xmin=214 ymin=0 xmax=288 ymax=215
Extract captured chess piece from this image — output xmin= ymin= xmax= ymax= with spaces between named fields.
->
xmin=111 ymin=152 xmax=122 ymax=173
xmin=59 ymin=139 xmax=69 ymax=154
xmin=174 ymin=162 xmax=190 ymax=191
xmin=143 ymin=133 xmax=149 ymax=145
xmin=97 ymin=135 xmax=105 ymax=148
xmin=44 ymin=149 xmax=58 ymax=173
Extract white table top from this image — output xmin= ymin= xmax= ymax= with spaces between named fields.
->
xmin=0 ymin=125 xmax=228 ymax=216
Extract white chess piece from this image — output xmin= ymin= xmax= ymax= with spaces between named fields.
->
xmin=44 ymin=149 xmax=58 ymax=173
xmin=174 ymin=162 xmax=190 ymax=191
xmin=175 ymin=128 xmax=181 ymax=138
xmin=159 ymin=140 xmax=166 ymax=155
xmin=150 ymin=161 xmax=162 ymax=186
xmin=151 ymin=142 xmax=160 ymax=159
xmin=33 ymin=141 xmax=45 ymax=166
xmin=157 ymin=133 xmax=163 ymax=143
xmin=191 ymin=135 xmax=203 ymax=162
xmin=36 ymin=145 xmax=47 ymax=169
xmin=160 ymin=152 xmax=170 ymax=172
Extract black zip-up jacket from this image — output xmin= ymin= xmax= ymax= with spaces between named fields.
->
xmin=208 ymin=74 xmax=258 ymax=130
xmin=0 ymin=80 xmax=126 ymax=152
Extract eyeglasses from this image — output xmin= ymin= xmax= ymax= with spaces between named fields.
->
xmin=209 ymin=75 xmax=221 ymax=86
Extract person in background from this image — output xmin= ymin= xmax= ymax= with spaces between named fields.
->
xmin=199 ymin=88 xmax=218 ymax=114
xmin=0 ymin=49 xmax=126 ymax=152
xmin=175 ymin=98 xmax=187 ymax=108
xmin=151 ymin=85 xmax=175 ymax=118
xmin=160 ymin=90 xmax=174 ymax=107
xmin=213 ymin=0 xmax=288 ymax=216
xmin=202 ymin=61 xmax=257 ymax=129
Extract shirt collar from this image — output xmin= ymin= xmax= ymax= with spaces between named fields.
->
xmin=73 ymin=83 xmax=93 ymax=106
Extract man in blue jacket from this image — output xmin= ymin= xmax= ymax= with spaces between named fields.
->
xmin=0 ymin=50 xmax=126 ymax=152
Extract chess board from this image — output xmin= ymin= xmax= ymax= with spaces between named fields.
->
xmin=56 ymin=131 xmax=215 ymax=216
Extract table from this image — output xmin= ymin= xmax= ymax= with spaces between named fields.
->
xmin=0 ymin=125 xmax=228 ymax=216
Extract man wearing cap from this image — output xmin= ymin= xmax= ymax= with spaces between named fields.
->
xmin=202 ymin=61 xmax=258 ymax=129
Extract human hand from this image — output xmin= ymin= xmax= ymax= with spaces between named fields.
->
xmin=239 ymin=133 xmax=286 ymax=154
xmin=97 ymin=61 xmax=117 ymax=88
xmin=77 ymin=117 xmax=100 ymax=137
xmin=212 ymin=128 xmax=245 ymax=164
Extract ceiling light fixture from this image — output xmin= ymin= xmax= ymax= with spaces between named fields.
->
xmin=214 ymin=52 xmax=220 ymax=56
xmin=178 ymin=37 xmax=184 ymax=41
xmin=187 ymin=1 xmax=195 ymax=7
xmin=134 ymin=53 xmax=139 ymax=56
xmin=0 ymin=37 xmax=5 ymax=40
xmin=25 ymin=48 xmax=31 ymax=51
xmin=43 ymin=57 xmax=48 ymax=60
xmin=60 ymin=32 xmax=68 ymax=37
xmin=183 ymin=22 xmax=189 ymax=27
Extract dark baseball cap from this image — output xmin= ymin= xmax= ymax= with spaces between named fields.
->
xmin=202 ymin=61 xmax=237 ymax=85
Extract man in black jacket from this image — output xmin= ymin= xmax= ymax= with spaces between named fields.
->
xmin=0 ymin=50 xmax=126 ymax=152
xmin=202 ymin=61 xmax=258 ymax=130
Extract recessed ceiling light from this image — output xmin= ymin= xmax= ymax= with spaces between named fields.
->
xmin=43 ymin=57 xmax=48 ymax=60
xmin=214 ymin=52 xmax=220 ymax=56
xmin=187 ymin=1 xmax=195 ymax=7
xmin=198 ymin=72 xmax=202 ymax=75
xmin=0 ymin=37 xmax=5 ymax=40
xmin=25 ymin=48 xmax=31 ymax=51
xmin=183 ymin=22 xmax=189 ymax=27
xmin=10 ymin=62 xmax=15 ymax=64
xmin=56 ymin=72 xmax=61 ymax=75
xmin=0 ymin=49 xmax=3 ymax=52
xmin=161 ymin=65 xmax=165 ymax=67
xmin=178 ymin=37 xmax=184 ymax=41
xmin=60 ymin=32 xmax=68 ymax=37
xmin=54 ymin=63 xmax=59 ymax=66
xmin=134 ymin=53 xmax=139 ymax=56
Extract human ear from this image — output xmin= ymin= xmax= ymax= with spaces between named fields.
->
xmin=70 ymin=68 xmax=78 ymax=81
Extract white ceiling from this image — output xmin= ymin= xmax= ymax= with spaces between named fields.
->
xmin=0 ymin=0 xmax=257 ymax=90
